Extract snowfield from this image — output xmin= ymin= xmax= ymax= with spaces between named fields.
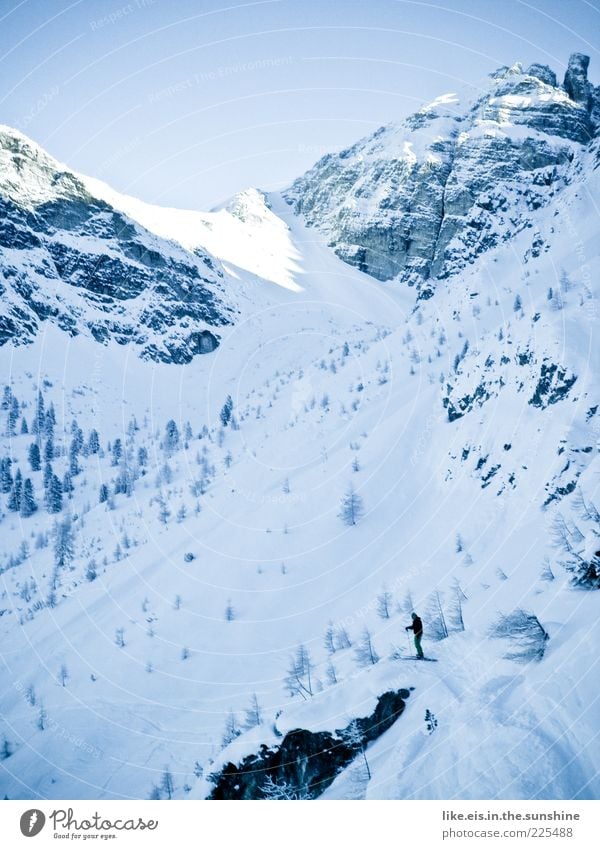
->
xmin=1 ymin=82 xmax=599 ymax=800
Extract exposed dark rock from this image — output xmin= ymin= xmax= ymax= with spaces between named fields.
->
xmin=527 ymin=63 xmax=557 ymax=87
xmin=443 ymin=380 xmax=492 ymax=422
xmin=529 ymin=362 xmax=577 ymax=408
xmin=564 ymin=53 xmax=592 ymax=112
xmin=208 ymin=688 xmax=410 ymax=800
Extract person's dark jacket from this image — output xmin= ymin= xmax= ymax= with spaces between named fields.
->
xmin=406 ymin=616 xmax=423 ymax=637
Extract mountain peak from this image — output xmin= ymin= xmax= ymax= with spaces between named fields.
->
xmin=214 ymin=187 xmax=274 ymax=225
xmin=285 ymin=53 xmax=598 ymax=287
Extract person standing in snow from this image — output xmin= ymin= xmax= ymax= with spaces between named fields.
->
xmin=405 ymin=612 xmax=424 ymax=659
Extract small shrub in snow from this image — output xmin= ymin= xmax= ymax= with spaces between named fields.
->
xmin=425 ymin=709 xmax=438 ymax=734
xmin=425 ymin=591 xmax=449 ymax=641
xmin=261 ymin=775 xmax=309 ymax=800
xmin=490 ymin=608 xmax=549 ymax=662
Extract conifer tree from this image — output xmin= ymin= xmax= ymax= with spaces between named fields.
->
xmin=45 ymin=474 xmax=63 ymax=514
xmin=0 ymin=457 xmax=13 ymax=493
xmin=28 ymin=442 xmax=41 ymax=472
xmin=20 ymin=478 xmax=37 ymax=517
xmin=7 ymin=469 xmax=23 ymax=511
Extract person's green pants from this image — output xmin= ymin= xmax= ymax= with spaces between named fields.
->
xmin=414 ymin=634 xmax=424 ymax=658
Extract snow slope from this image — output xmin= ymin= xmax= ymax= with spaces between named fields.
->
xmin=0 ymin=65 xmax=599 ymax=801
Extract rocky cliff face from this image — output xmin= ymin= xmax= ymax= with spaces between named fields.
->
xmin=0 ymin=128 xmax=233 ymax=363
xmin=209 ymin=688 xmax=410 ymax=799
xmin=285 ymin=54 xmax=598 ymax=295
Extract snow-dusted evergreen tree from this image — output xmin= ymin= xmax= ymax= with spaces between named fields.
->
xmin=7 ymin=395 xmax=19 ymax=436
xmin=58 ymin=664 xmax=69 ymax=687
xmin=220 ymin=395 xmax=234 ymax=427
xmin=114 ymin=462 xmax=134 ymax=497
xmin=137 ymin=446 xmax=148 ymax=469
xmin=53 ymin=517 xmax=74 ymax=569
xmin=354 ymin=627 xmax=379 ymax=667
xmin=323 ymin=622 xmax=336 ymax=654
xmin=98 ymin=483 xmax=109 ymax=503
xmin=87 ymin=428 xmax=100 ymax=454
xmin=326 ymin=660 xmax=337 ymax=685
xmin=7 ymin=469 xmax=23 ymax=512
xmin=334 ymin=625 xmax=352 ymax=650
xmin=340 ymin=719 xmax=371 ymax=779
xmin=447 ymin=586 xmax=465 ymax=632
xmin=44 ymin=435 xmax=54 ymax=461
xmin=32 ymin=391 xmax=45 ymax=437
xmin=0 ymin=457 xmax=12 ymax=493
xmin=36 ymin=701 xmax=47 ymax=731
xmin=20 ymin=478 xmax=37 ymax=517
xmin=62 ymin=471 xmax=74 ymax=499
xmin=261 ymin=775 xmax=309 ymax=800
xmin=44 ymin=403 xmax=56 ymax=437
xmin=156 ymin=493 xmax=170 ymax=525
xmin=164 ymin=419 xmax=180 ymax=455
xmin=111 ymin=438 xmax=123 ymax=466
xmin=161 ymin=767 xmax=174 ymax=800
xmin=243 ymin=693 xmax=262 ymax=729
xmin=339 ymin=484 xmax=364 ymax=526
xmin=45 ymin=474 xmax=63 ymax=514
xmin=401 ymin=590 xmax=415 ymax=616
xmin=376 ymin=587 xmax=393 ymax=619
xmin=0 ymin=737 xmax=12 ymax=760
xmin=28 ymin=442 xmax=41 ymax=472
xmin=540 ymin=558 xmax=555 ymax=582
xmin=285 ymin=644 xmax=314 ymax=698
xmin=221 ymin=710 xmax=241 ymax=747
xmin=490 ymin=608 xmax=549 ymax=662
xmin=426 ymin=591 xmax=449 ymax=640
xmin=68 ymin=439 xmax=80 ymax=476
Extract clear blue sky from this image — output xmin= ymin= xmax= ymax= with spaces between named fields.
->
xmin=1 ymin=0 xmax=598 ymax=209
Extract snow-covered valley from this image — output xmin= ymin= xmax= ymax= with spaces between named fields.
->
xmin=0 ymin=55 xmax=599 ymax=801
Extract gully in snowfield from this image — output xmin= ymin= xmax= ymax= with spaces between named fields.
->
xmin=405 ymin=612 xmax=424 ymax=659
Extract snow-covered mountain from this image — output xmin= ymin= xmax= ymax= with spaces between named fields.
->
xmin=285 ymin=54 xmax=599 ymax=295
xmin=0 ymin=126 xmax=233 ymax=363
xmin=0 ymin=53 xmax=598 ymax=802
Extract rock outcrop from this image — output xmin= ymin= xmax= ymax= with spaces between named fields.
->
xmin=209 ymin=688 xmax=410 ymax=799
xmin=564 ymin=53 xmax=593 ymax=111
